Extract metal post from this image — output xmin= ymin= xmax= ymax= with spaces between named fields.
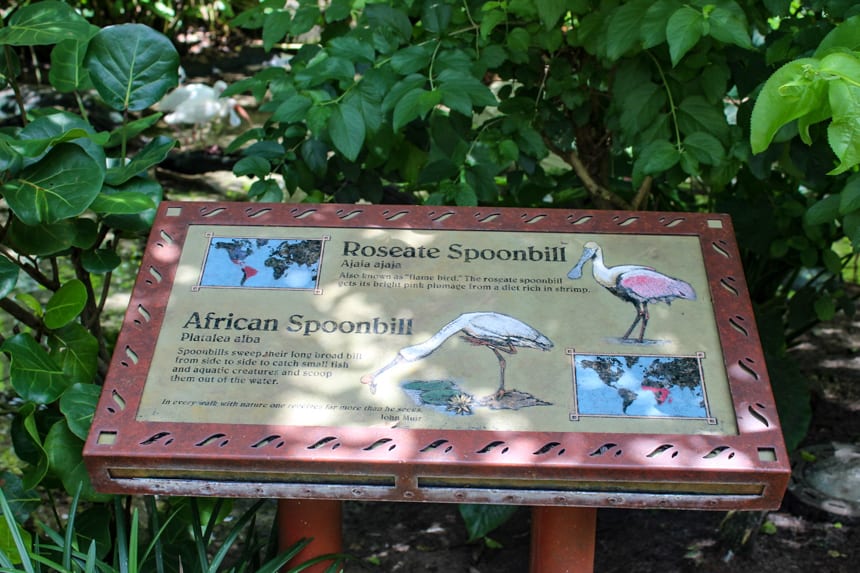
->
xmin=278 ymin=499 xmax=343 ymax=573
xmin=529 ymin=506 xmax=597 ymax=573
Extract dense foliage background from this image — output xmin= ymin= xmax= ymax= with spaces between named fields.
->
xmin=1 ymin=0 xmax=859 ymax=568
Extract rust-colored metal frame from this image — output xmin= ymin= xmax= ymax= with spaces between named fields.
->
xmin=84 ymin=202 xmax=789 ymax=510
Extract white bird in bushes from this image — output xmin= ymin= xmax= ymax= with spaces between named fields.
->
xmin=155 ymin=80 xmax=249 ymax=139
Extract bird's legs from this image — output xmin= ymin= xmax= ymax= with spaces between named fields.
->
xmin=622 ymin=302 xmax=650 ymax=342
xmin=460 ymin=335 xmax=516 ymax=398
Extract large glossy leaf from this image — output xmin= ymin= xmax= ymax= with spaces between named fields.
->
xmin=3 ymin=143 xmax=104 ymax=225
xmin=49 ymin=30 xmax=99 ymax=93
xmin=84 ymin=24 xmax=180 ymax=111
xmin=104 ymin=135 xmax=176 ymax=186
xmin=89 ymin=190 xmax=156 ymax=215
xmin=5 ymin=219 xmax=77 ymax=257
xmin=1 ymin=333 xmax=69 ymax=404
xmin=103 ymin=177 xmax=163 ymax=233
xmin=50 ymin=323 xmax=99 ymax=385
xmin=0 ymin=255 xmax=18 ymax=299
xmin=60 ymin=383 xmax=102 ymax=440
xmin=16 ymin=112 xmax=108 ymax=166
xmin=44 ymin=279 xmax=87 ymax=329
xmin=45 ymin=421 xmax=110 ymax=501
xmin=0 ymin=1 xmax=93 ymax=46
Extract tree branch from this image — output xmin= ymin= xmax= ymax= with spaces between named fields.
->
xmin=631 ymin=176 xmax=653 ymax=210
xmin=543 ymin=137 xmax=631 ymax=210
xmin=0 ymin=297 xmax=43 ymax=332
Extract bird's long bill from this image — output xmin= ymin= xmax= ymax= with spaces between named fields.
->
xmin=567 ymin=245 xmax=596 ymax=279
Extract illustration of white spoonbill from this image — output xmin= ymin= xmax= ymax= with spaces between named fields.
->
xmin=360 ymin=311 xmax=553 ymax=396
xmin=567 ymin=241 xmax=696 ymax=342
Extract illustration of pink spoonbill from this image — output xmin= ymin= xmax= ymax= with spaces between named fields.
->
xmin=360 ymin=311 xmax=553 ymax=396
xmin=567 ymin=241 xmax=696 ymax=342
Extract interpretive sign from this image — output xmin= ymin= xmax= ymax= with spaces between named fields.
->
xmin=85 ymin=202 xmax=789 ymax=510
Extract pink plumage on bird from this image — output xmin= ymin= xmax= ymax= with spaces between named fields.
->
xmin=567 ymin=241 xmax=696 ymax=342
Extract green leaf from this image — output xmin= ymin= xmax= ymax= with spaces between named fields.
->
xmin=60 ymin=383 xmax=101 ymax=440
xmin=44 ymin=279 xmax=87 ymax=329
xmin=329 ymin=36 xmax=376 ymax=64
xmin=233 ymin=156 xmax=272 ymax=179
xmin=13 ymin=402 xmax=49 ymax=489
xmin=272 ymin=94 xmax=313 ymax=124
xmin=667 ymin=6 xmax=705 ymax=66
xmin=814 ymin=14 xmax=860 ymax=57
xmin=89 ymin=190 xmax=156 ymax=215
xmin=0 ymin=509 xmax=32 ymax=565
xmin=104 ymin=113 xmax=164 ymax=149
xmin=4 ymin=143 xmax=104 ymax=225
xmin=814 ymin=295 xmax=836 ymax=321
xmin=804 ymin=194 xmax=841 ymax=225
xmin=641 ymin=0 xmax=681 ymax=49
xmin=291 ymin=4 xmax=321 ymax=36
xmin=0 ymin=255 xmax=18 ymax=299
xmin=5 ymin=219 xmax=77 ymax=257
xmin=84 ymin=24 xmax=180 ymax=111
xmin=535 ymin=0 xmax=567 ymax=29
xmin=103 ymin=177 xmax=162 ymax=233
xmin=606 ymin=0 xmax=649 ymax=60
xmin=683 ymin=131 xmax=725 ymax=164
xmin=437 ymin=69 xmax=497 ymax=111
xmin=1 ymin=333 xmax=69 ymax=404
xmin=50 ymin=323 xmax=98 ymax=386
xmin=301 ymin=139 xmax=329 ymax=176
xmin=838 ymin=174 xmax=860 ymax=215
xmin=459 ymin=504 xmax=518 ymax=542
xmin=825 ymin=76 xmax=860 ymax=174
xmin=45 ymin=421 xmax=109 ymax=501
xmin=248 ymin=179 xmax=284 ymax=202
xmin=0 ymin=0 xmax=93 ymax=46
xmin=750 ymin=58 xmax=825 ymax=154
xmin=0 ymin=471 xmax=40 ymax=524
xmin=391 ymin=44 xmax=434 ymax=75
xmin=393 ymin=88 xmax=440 ymax=132
xmin=104 ymin=135 xmax=176 ymax=186
xmin=423 ymin=0 xmax=452 ymax=34
xmin=263 ymin=10 xmax=291 ymax=52
xmin=329 ymin=101 xmax=366 ymax=161
xmin=15 ymin=112 xmax=107 ymax=163
xmin=638 ymin=140 xmax=681 ymax=174
xmin=49 ymin=31 xmax=98 ymax=93
xmin=707 ymin=0 xmax=752 ymax=50
xmin=81 ymin=248 xmax=121 ymax=274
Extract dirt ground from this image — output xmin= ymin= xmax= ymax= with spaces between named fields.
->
xmin=337 ymin=314 xmax=860 ymax=572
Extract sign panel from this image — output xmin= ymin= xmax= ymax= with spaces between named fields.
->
xmin=85 ymin=203 xmax=789 ymax=510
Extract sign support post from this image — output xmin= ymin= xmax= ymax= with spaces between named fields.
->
xmin=278 ymin=499 xmax=342 ymax=573
xmin=530 ymin=506 xmax=597 ymax=573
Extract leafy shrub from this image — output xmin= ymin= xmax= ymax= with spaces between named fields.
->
xmin=227 ymin=0 xmax=860 ymax=452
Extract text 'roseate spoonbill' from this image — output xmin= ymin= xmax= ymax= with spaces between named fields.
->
xmin=567 ymin=241 xmax=696 ymax=342
xmin=360 ymin=311 xmax=553 ymax=397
